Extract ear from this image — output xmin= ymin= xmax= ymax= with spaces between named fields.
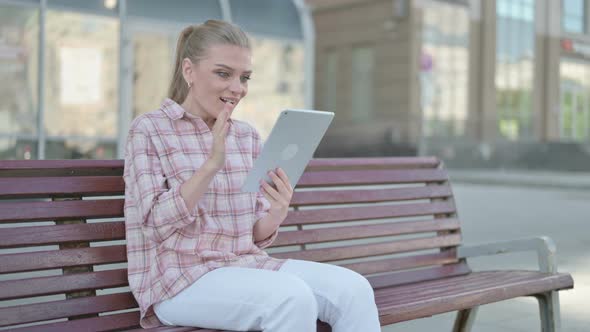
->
xmin=181 ymin=58 xmax=193 ymax=84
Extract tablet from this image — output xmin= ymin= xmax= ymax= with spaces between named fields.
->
xmin=241 ymin=109 xmax=335 ymax=193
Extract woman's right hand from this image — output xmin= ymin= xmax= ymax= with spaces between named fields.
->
xmin=207 ymin=104 xmax=232 ymax=171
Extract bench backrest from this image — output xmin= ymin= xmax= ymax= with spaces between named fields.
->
xmin=0 ymin=157 xmax=466 ymax=331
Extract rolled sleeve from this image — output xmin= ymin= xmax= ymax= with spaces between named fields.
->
xmin=254 ymin=226 xmax=279 ymax=249
xmin=124 ymin=128 xmax=199 ymax=243
xmin=253 ymin=192 xmax=278 ymax=249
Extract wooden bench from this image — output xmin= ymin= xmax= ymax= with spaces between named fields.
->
xmin=0 ymin=157 xmax=573 ymax=332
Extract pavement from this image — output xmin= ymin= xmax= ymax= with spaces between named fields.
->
xmin=383 ymin=180 xmax=589 ymax=332
xmin=448 ymin=168 xmax=590 ymax=191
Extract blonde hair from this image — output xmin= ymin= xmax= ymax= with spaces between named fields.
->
xmin=168 ymin=20 xmax=251 ymax=104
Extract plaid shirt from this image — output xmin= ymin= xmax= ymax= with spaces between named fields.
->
xmin=123 ymin=98 xmax=284 ymax=328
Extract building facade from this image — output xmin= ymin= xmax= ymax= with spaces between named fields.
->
xmin=309 ymin=0 xmax=590 ymax=171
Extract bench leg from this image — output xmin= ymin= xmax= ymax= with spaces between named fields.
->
xmin=535 ymin=291 xmax=561 ymax=332
xmin=452 ymin=306 xmax=478 ymax=332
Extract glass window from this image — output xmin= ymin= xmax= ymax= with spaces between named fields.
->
xmin=323 ymin=49 xmax=338 ymax=114
xmin=132 ymin=30 xmax=176 ymax=118
xmin=562 ymin=0 xmax=586 ymax=34
xmin=560 ymin=57 xmax=590 ymax=142
xmin=44 ymin=10 xmax=118 ymax=139
xmin=45 ymin=138 xmax=117 ymax=159
xmin=0 ymin=138 xmax=37 ymax=160
xmin=232 ymin=37 xmax=305 ymax=139
xmin=0 ymin=4 xmax=39 ymax=137
xmin=496 ymin=0 xmax=536 ymax=140
xmin=351 ymin=46 xmax=375 ymax=122
xmin=420 ymin=1 xmax=469 ymax=138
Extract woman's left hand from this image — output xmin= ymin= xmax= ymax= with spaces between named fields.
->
xmin=260 ymin=168 xmax=293 ymax=222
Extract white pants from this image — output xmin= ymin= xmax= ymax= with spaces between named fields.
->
xmin=153 ymin=259 xmax=381 ymax=332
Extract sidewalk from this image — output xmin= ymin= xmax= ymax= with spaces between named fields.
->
xmin=447 ymin=169 xmax=590 ymax=190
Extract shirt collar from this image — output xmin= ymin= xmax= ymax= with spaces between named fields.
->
xmin=161 ymin=98 xmax=187 ymax=120
xmin=160 ymin=97 xmax=234 ymax=127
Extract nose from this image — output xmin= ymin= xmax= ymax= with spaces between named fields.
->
xmin=228 ymin=77 xmax=243 ymax=94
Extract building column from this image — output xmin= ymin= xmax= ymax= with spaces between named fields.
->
xmin=533 ymin=0 xmax=561 ymax=141
xmin=467 ymin=0 xmax=497 ymax=143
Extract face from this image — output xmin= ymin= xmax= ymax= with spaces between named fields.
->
xmin=182 ymin=44 xmax=252 ymax=122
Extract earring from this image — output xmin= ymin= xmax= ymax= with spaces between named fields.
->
xmin=187 ymin=81 xmax=193 ymax=89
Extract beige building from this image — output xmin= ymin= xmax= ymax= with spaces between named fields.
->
xmin=308 ymin=0 xmax=590 ymax=171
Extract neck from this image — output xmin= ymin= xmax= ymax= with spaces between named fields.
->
xmin=180 ymin=97 xmax=216 ymax=129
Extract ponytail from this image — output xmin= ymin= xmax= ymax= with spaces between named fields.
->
xmin=168 ymin=26 xmax=195 ymax=104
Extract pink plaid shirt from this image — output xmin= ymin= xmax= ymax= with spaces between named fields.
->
xmin=123 ymin=98 xmax=285 ymax=328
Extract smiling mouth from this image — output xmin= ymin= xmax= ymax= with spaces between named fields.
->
xmin=220 ymin=97 xmax=236 ymax=105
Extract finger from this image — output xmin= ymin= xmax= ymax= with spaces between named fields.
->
xmin=275 ymin=168 xmax=293 ymax=192
xmin=260 ymin=187 xmax=276 ymax=204
xmin=268 ymin=171 xmax=289 ymax=195
xmin=214 ymin=115 xmax=230 ymax=139
xmin=260 ymin=179 xmax=283 ymax=202
xmin=221 ymin=122 xmax=230 ymax=137
xmin=213 ymin=109 xmax=229 ymax=133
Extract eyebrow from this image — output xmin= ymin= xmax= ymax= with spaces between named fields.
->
xmin=214 ymin=64 xmax=252 ymax=74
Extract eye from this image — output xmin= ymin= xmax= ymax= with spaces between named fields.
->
xmin=216 ymin=71 xmax=230 ymax=78
xmin=240 ymin=75 xmax=251 ymax=83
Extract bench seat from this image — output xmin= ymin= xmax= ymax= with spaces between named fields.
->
xmin=0 ymin=157 xmax=574 ymax=332
xmin=5 ymin=269 xmax=573 ymax=332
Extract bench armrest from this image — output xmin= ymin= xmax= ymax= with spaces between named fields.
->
xmin=457 ymin=236 xmax=557 ymax=273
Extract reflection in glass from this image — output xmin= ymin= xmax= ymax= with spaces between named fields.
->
xmin=0 ymin=4 xmax=39 ymax=136
xmin=496 ymin=0 xmax=536 ymax=140
xmin=562 ymin=0 xmax=585 ymax=34
xmin=560 ymin=58 xmax=590 ymax=141
xmin=420 ymin=2 xmax=469 ymax=138
xmin=44 ymin=10 xmax=118 ymax=138
xmin=0 ymin=138 xmax=37 ymax=160
xmin=132 ymin=31 xmax=176 ymax=118
xmin=45 ymin=138 xmax=117 ymax=159
xmin=232 ymin=37 xmax=305 ymax=139
xmin=351 ymin=46 xmax=375 ymax=122
xmin=323 ymin=50 xmax=339 ymax=114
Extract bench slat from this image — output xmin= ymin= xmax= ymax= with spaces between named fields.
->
xmin=297 ymin=169 xmax=448 ymax=187
xmin=271 ymin=218 xmax=460 ymax=247
xmin=282 ymin=201 xmax=456 ymax=226
xmin=341 ymin=251 xmax=458 ymax=276
xmin=376 ymin=268 xmax=525 ymax=301
xmin=271 ymin=234 xmax=461 ymax=262
xmin=0 ymin=199 xmax=124 ymax=223
xmin=0 ymin=269 xmax=128 ymax=300
xmin=0 ymin=157 xmax=438 ymax=173
xmin=376 ymin=271 xmax=574 ymax=325
xmin=6 ymin=311 xmax=140 ymax=332
xmin=0 ymin=222 xmax=125 ymax=248
xmin=368 ymin=262 xmax=471 ymax=290
xmin=0 ymin=245 xmax=127 ymax=274
xmin=291 ymin=185 xmax=452 ymax=206
xmin=377 ymin=271 xmax=572 ymax=305
xmin=0 ymin=160 xmax=123 ymax=178
xmin=0 ymin=176 xmax=124 ymax=198
xmin=0 ymin=292 xmax=137 ymax=327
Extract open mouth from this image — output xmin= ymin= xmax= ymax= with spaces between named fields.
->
xmin=220 ymin=97 xmax=236 ymax=105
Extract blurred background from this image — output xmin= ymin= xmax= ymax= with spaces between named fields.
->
xmin=0 ymin=0 xmax=589 ymax=172
xmin=0 ymin=1 xmax=588 ymax=331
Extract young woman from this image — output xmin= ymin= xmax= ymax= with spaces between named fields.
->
xmin=123 ymin=19 xmax=380 ymax=332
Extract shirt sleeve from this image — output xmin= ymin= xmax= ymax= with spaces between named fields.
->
xmin=124 ymin=127 xmax=200 ymax=243
xmin=251 ymin=128 xmax=279 ymax=249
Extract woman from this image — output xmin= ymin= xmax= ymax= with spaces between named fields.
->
xmin=123 ymin=20 xmax=380 ymax=331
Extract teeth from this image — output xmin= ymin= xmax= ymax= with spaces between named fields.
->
xmin=220 ymin=97 xmax=235 ymax=105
